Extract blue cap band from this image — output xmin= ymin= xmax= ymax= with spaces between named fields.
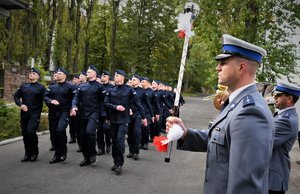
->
xmin=223 ymin=44 xmax=263 ymax=63
xmin=276 ymin=85 xmax=300 ymax=96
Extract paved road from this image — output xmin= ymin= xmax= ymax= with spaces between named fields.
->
xmin=0 ymin=97 xmax=299 ymax=194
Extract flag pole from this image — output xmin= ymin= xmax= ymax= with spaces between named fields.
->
xmin=165 ymin=2 xmax=200 ymax=163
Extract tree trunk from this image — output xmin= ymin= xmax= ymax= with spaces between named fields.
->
xmin=110 ymin=0 xmax=120 ymax=73
xmin=83 ymin=0 xmax=95 ymax=70
xmin=45 ymin=0 xmax=57 ymax=71
xmin=244 ymin=2 xmax=259 ymax=42
xmin=73 ymin=0 xmax=82 ymax=72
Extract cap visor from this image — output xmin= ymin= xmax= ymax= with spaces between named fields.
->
xmin=215 ymin=54 xmax=232 ymax=61
xmin=272 ymin=90 xmax=284 ymax=95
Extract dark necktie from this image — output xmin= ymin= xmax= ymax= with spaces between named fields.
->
xmin=273 ymin=111 xmax=278 ymax=117
xmin=220 ymin=98 xmax=229 ymax=112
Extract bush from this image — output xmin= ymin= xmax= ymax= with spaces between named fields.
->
xmin=0 ymin=100 xmax=49 ymax=141
xmin=0 ymin=100 xmax=21 ymax=140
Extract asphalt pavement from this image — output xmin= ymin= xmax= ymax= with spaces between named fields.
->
xmin=0 ymin=96 xmax=299 ymax=194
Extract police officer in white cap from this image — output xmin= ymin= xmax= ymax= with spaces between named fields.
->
xmin=167 ymin=34 xmax=274 ymax=194
xmin=269 ymin=80 xmax=300 ymax=194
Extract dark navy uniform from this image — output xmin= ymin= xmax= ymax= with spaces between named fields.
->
xmin=96 ymin=82 xmax=114 ymax=155
xmin=14 ymin=81 xmax=46 ymax=161
xmin=141 ymin=87 xmax=158 ymax=147
xmin=48 ymin=77 xmax=57 ymax=151
xmin=104 ymin=84 xmax=145 ymax=168
xmin=151 ymin=89 xmax=171 ymax=138
xmin=69 ymin=83 xmax=82 ymax=151
xmin=127 ymin=87 xmax=149 ymax=157
xmin=72 ymin=80 xmax=105 ymax=163
xmin=161 ymin=89 xmax=173 ymax=132
xmin=44 ymin=82 xmax=76 ymax=162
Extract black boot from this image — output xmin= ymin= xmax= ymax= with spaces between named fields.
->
xmin=49 ymin=154 xmax=62 ymax=164
xmin=115 ymin=166 xmax=122 ymax=175
xmin=21 ymin=154 xmax=31 ymax=162
xmin=79 ymin=158 xmax=91 ymax=167
xmin=97 ymin=149 xmax=105 ymax=155
xmin=30 ymin=154 xmax=38 ymax=162
xmin=106 ymin=145 xmax=111 ymax=153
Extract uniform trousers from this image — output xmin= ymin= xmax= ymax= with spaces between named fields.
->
xmin=80 ymin=117 xmax=98 ymax=159
xmin=150 ymin=116 xmax=162 ymax=139
xmin=127 ymin=114 xmax=142 ymax=154
xmin=49 ymin=112 xmax=69 ymax=156
xmin=69 ymin=115 xmax=82 ymax=147
xmin=111 ymin=123 xmax=128 ymax=166
xmin=21 ymin=114 xmax=40 ymax=155
xmin=97 ymin=116 xmax=111 ymax=151
xmin=141 ymin=116 xmax=151 ymax=145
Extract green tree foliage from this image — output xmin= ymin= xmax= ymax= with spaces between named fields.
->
xmin=0 ymin=0 xmax=299 ymax=92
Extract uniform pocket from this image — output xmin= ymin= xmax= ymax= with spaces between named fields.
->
xmin=210 ymin=129 xmax=228 ymax=163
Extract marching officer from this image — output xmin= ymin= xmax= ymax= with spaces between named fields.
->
xmin=96 ymin=70 xmax=114 ymax=155
xmin=127 ymin=74 xmax=149 ymax=160
xmin=44 ymin=68 xmax=76 ymax=164
xmin=269 ymin=80 xmax=300 ymax=194
xmin=151 ymin=80 xmax=171 ymax=138
xmin=48 ymin=70 xmax=58 ymax=151
xmin=104 ymin=70 xmax=145 ymax=175
xmin=69 ymin=74 xmax=80 ymax=144
xmin=79 ymin=71 xmax=87 ymax=83
xmin=141 ymin=77 xmax=159 ymax=149
xmin=14 ymin=68 xmax=46 ymax=162
xmin=71 ymin=65 xmax=105 ymax=167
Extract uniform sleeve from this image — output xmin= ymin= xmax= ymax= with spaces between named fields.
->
xmin=104 ymin=90 xmax=117 ymax=110
xmin=144 ymin=93 xmax=154 ymax=117
xmin=273 ymin=116 xmax=292 ymax=148
xmin=13 ymin=85 xmax=23 ymax=107
xmin=43 ymin=87 xmax=53 ymax=105
xmin=153 ymin=93 xmax=161 ymax=115
xmin=227 ymin=107 xmax=273 ymax=194
xmin=131 ymin=88 xmax=146 ymax=119
xmin=71 ymin=87 xmax=80 ymax=108
xmin=162 ymin=93 xmax=172 ymax=109
xmin=178 ymin=129 xmax=208 ymax=152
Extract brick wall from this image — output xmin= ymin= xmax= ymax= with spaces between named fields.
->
xmin=1 ymin=63 xmax=30 ymax=101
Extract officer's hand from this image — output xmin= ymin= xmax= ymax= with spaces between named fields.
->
xmin=70 ymin=108 xmax=77 ymax=116
xmin=152 ymin=117 xmax=155 ymax=123
xmin=169 ymin=109 xmax=174 ymax=114
xmin=155 ymin=114 xmax=160 ymax=121
xmin=142 ymin=119 xmax=148 ymax=127
xmin=20 ymin=104 xmax=28 ymax=112
xmin=116 ymin=105 xmax=125 ymax=111
xmin=166 ymin=116 xmax=187 ymax=139
xmin=51 ymin=100 xmax=59 ymax=105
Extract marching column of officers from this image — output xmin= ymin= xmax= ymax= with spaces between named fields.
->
xmin=13 ymin=65 xmax=183 ymax=175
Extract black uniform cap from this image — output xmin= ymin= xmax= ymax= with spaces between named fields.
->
xmin=141 ymin=77 xmax=150 ymax=82
xmin=80 ymin=71 xmax=87 ymax=76
xmin=102 ymin=70 xmax=111 ymax=77
xmin=31 ymin=68 xmax=40 ymax=76
xmin=73 ymin=74 xmax=79 ymax=79
xmin=132 ymin=74 xmax=142 ymax=81
xmin=88 ymin=65 xmax=99 ymax=74
xmin=153 ymin=80 xmax=161 ymax=84
xmin=115 ymin=69 xmax=126 ymax=77
xmin=57 ymin=67 xmax=69 ymax=76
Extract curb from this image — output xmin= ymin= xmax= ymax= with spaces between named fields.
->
xmin=0 ymin=130 xmax=50 ymax=146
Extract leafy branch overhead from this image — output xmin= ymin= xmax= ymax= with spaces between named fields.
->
xmin=0 ymin=0 xmax=299 ymax=92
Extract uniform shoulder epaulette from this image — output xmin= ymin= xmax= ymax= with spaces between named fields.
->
xmin=281 ymin=112 xmax=291 ymax=119
xmin=243 ymin=95 xmax=255 ymax=107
